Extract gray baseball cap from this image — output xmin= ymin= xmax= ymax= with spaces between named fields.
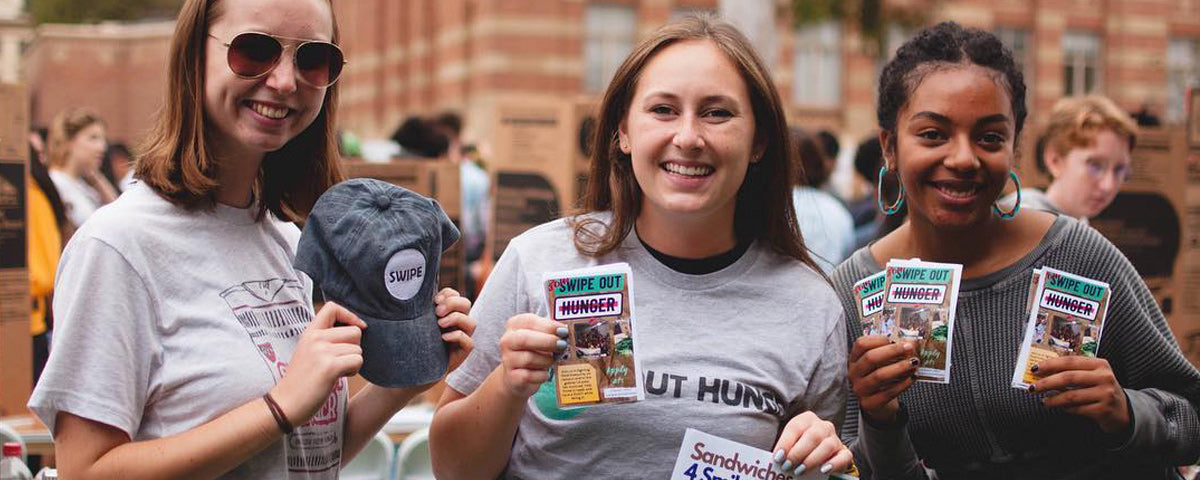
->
xmin=295 ymin=178 xmax=460 ymax=388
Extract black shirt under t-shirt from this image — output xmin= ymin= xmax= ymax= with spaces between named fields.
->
xmin=639 ymin=236 xmax=752 ymax=275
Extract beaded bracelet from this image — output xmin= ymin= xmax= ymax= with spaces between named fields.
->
xmin=262 ymin=393 xmax=293 ymax=435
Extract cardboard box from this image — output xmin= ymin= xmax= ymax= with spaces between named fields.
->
xmin=341 ymin=159 xmax=465 ymax=294
xmin=0 ymin=84 xmax=29 ymax=417
xmin=1181 ymin=90 xmax=1200 ymax=367
xmin=1088 ymin=129 xmax=1197 ymax=366
xmin=487 ymin=96 xmax=580 ymax=261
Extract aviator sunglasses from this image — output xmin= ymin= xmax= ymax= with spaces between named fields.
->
xmin=209 ymin=31 xmax=346 ymax=87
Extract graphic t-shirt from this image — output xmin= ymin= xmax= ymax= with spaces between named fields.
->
xmin=29 ymin=183 xmax=346 ymax=479
xmin=446 ymin=213 xmax=847 ymax=479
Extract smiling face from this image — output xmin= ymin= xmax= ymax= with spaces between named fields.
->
xmin=618 ymin=39 xmax=759 ymax=229
xmin=204 ymin=0 xmax=333 ymax=159
xmin=885 ymin=65 xmax=1016 ymax=230
xmin=1045 ymin=129 xmax=1131 ymax=218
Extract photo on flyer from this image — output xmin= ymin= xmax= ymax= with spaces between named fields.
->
xmin=881 ymin=259 xmax=963 ymax=383
xmin=1012 ymin=267 xmax=1111 ymax=389
xmin=543 ymin=263 xmax=643 ymax=409
xmin=853 ymin=271 xmax=887 ymax=337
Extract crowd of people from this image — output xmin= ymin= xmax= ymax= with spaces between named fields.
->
xmin=18 ymin=0 xmax=1199 ymax=478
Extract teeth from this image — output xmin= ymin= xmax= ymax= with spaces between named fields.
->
xmin=936 ymin=183 xmax=979 ymax=198
xmin=663 ymin=163 xmax=713 ymax=177
xmin=249 ymin=102 xmax=288 ymax=120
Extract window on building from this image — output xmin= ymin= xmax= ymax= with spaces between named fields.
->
xmin=670 ymin=6 xmax=715 ymax=21
xmin=585 ymin=4 xmax=637 ymax=93
xmin=1167 ymin=37 xmax=1200 ymax=124
xmin=995 ymin=27 xmax=1034 ymax=104
xmin=1063 ymin=31 xmax=1101 ymax=96
xmin=793 ymin=21 xmax=842 ymax=108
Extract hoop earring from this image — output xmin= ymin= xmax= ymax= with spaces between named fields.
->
xmin=877 ymin=165 xmax=905 ymax=216
xmin=993 ymin=171 xmax=1021 ymax=220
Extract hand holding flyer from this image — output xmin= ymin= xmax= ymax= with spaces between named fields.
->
xmin=543 ymin=263 xmax=643 ymax=409
xmin=1011 ymin=267 xmax=1112 ymax=389
xmin=852 ymin=272 xmax=887 ymax=338
xmin=880 ymin=259 xmax=963 ymax=383
xmin=671 ymin=429 xmax=858 ymax=480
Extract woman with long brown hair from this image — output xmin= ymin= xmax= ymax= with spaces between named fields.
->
xmin=28 ymin=0 xmax=473 ymax=478
xmin=45 ymin=108 xmax=118 ymax=230
xmin=430 ymin=15 xmax=851 ymax=479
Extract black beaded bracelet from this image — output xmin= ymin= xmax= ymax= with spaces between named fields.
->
xmin=262 ymin=393 xmax=293 ymax=435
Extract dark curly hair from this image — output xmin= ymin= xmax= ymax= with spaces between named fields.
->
xmin=877 ymin=22 xmax=1027 ymax=141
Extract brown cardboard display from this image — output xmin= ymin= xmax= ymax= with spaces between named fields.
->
xmin=1088 ymin=129 xmax=1196 ymax=366
xmin=487 ymin=96 xmax=579 ymax=261
xmin=1182 ymin=92 xmax=1200 ymax=367
xmin=341 ymin=159 xmax=464 ymax=294
xmin=0 ymin=86 xmax=28 ymax=162
xmin=0 ymin=85 xmax=29 ymax=417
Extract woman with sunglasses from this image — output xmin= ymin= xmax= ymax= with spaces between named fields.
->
xmin=1008 ymin=95 xmax=1138 ymax=221
xmin=28 ymin=0 xmax=475 ymax=478
xmin=430 ymin=16 xmax=852 ymax=479
xmin=833 ymin=22 xmax=1199 ymax=479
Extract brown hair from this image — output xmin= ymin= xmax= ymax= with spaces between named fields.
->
xmin=1043 ymin=95 xmax=1137 ymax=172
xmin=572 ymin=15 xmax=817 ymax=270
xmin=792 ymin=128 xmax=829 ymax=187
xmin=136 ymin=0 xmax=343 ymax=222
xmin=47 ymin=108 xmax=104 ymax=168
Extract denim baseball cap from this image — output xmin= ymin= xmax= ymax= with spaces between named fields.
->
xmin=295 ymin=178 xmax=460 ymax=387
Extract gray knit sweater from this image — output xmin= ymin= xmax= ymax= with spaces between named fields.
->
xmin=832 ymin=215 xmax=1200 ymax=480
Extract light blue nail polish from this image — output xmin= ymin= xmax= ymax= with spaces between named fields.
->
xmin=772 ymin=449 xmax=785 ymax=463
xmin=555 ymin=339 xmax=567 ymax=351
xmin=556 ymin=326 xmax=569 ymax=338
xmin=794 ymin=464 xmax=806 ymax=475
xmin=781 ymin=460 xmax=792 ymax=471
xmin=820 ymin=463 xmax=833 ymax=474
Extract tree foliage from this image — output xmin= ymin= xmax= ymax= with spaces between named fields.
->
xmin=29 ymin=0 xmax=183 ymax=24
xmin=791 ymin=0 xmax=931 ymax=57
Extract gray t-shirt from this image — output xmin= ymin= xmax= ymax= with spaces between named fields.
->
xmin=445 ymin=214 xmax=847 ymax=479
xmin=29 ymin=183 xmax=347 ymax=479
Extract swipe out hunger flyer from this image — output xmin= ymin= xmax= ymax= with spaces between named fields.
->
xmin=671 ymin=428 xmax=858 ymax=480
xmin=881 ymin=259 xmax=963 ymax=383
xmin=543 ymin=263 xmax=643 ymax=409
xmin=1012 ymin=267 xmax=1111 ymax=389
xmin=853 ymin=272 xmax=887 ymax=337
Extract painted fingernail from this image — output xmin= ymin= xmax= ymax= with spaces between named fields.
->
xmin=793 ymin=464 xmax=806 ymax=475
xmin=556 ymin=327 xmax=569 ymax=338
xmin=910 ymin=358 xmax=919 ymax=366
xmin=555 ymin=339 xmax=567 ymax=351
xmin=773 ymin=449 xmax=785 ymax=463
xmin=1028 ymin=384 xmax=1036 ymax=393
xmin=781 ymin=460 xmax=792 ymax=470
xmin=820 ymin=463 xmax=833 ymax=474
xmin=1030 ymin=364 xmax=1039 ymax=373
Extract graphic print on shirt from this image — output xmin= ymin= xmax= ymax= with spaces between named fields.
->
xmin=220 ymin=278 xmax=343 ymax=476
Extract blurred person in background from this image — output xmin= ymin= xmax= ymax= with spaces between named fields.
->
xmin=27 ymin=130 xmax=68 ymax=386
xmin=850 ymin=136 xmax=906 ymax=248
xmin=102 ymin=143 xmax=136 ymax=192
xmin=1006 ymin=95 xmax=1137 ymax=221
xmin=28 ymin=0 xmax=475 ymax=477
xmin=392 ymin=115 xmax=450 ymax=159
xmin=792 ymin=128 xmax=853 ymax=274
xmin=45 ymin=108 xmax=119 ymax=230
xmin=432 ymin=111 xmax=492 ymax=300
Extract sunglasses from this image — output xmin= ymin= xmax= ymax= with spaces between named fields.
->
xmin=209 ymin=31 xmax=346 ymax=87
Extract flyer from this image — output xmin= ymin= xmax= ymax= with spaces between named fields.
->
xmin=853 ymin=272 xmax=888 ymax=337
xmin=881 ymin=259 xmax=963 ymax=383
xmin=1012 ymin=267 xmax=1112 ymax=389
xmin=543 ymin=263 xmax=643 ymax=409
xmin=671 ymin=428 xmax=858 ymax=480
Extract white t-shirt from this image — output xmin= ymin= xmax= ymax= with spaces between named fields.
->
xmin=446 ymin=214 xmax=847 ymax=479
xmin=48 ymin=169 xmax=102 ymax=228
xmin=29 ymin=183 xmax=346 ymax=479
xmin=792 ymin=186 xmax=855 ymax=274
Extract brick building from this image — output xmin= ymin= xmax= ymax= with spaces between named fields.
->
xmin=19 ymin=0 xmax=1200 ymax=148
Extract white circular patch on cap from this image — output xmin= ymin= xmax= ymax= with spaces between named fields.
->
xmin=384 ymin=249 xmax=426 ymax=300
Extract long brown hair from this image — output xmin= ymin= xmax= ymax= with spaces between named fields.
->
xmin=47 ymin=108 xmax=104 ymax=168
xmin=136 ymin=0 xmax=343 ymax=222
xmin=573 ymin=15 xmax=816 ymax=270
